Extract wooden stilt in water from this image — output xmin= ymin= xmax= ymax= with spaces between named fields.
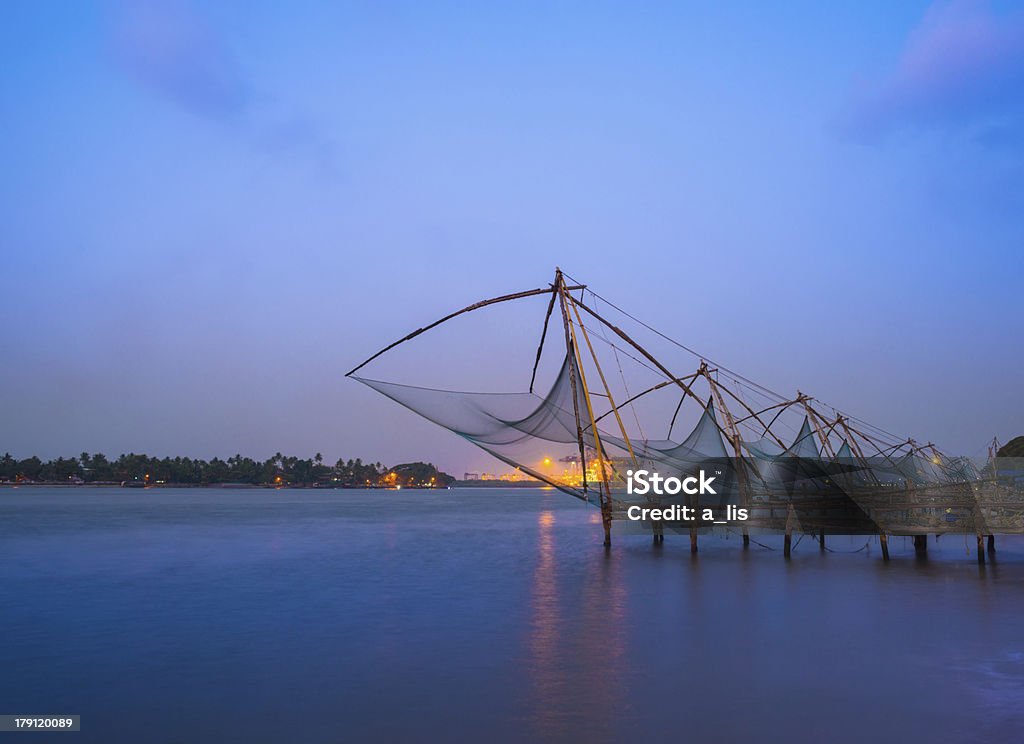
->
xmin=784 ymin=503 xmax=794 ymax=558
xmin=742 ymin=529 xmax=750 ymax=549
xmin=977 ymin=534 xmax=985 ymax=564
xmin=603 ymin=518 xmax=611 ymax=547
xmin=879 ymin=533 xmax=890 ymax=561
xmin=690 ymin=528 xmax=698 ymax=554
xmin=914 ymin=535 xmax=927 ymax=554
xmin=819 ymin=528 xmax=825 ymax=551
xmin=987 ymin=534 xmax=996 ymax=553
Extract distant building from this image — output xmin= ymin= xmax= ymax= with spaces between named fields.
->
xmin=500 ymin=470 xmax=535 ymax=482
xmin=462 ymin=470 xmax=537 ymax=482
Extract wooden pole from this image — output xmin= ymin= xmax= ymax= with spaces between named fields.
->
xmin=570 ymin=297 xmax=735 ymax=443
xmin=712 ymin=377 xmax=789 ymax=449
xmin=568 ymin=295 xmax=637 ymax=466
xmin=528 ymin=288 xmax=558 ymax=393
xmin=987 ymin=534 xmax=996 ymax=553
xmin=836 ymin=418 xmax=884 ymax=487
xmin=819 ymin=528 xmax=826 ymax=551
xmin=703 ymin=366 xmax=758 ymax=559
xmin=880 ymin=533 xmax=890 ymax=561
xmin=977 ymin=534 xmax=986 ymax=564
xmin=593 ymin=372 xmax=702 ymax=426
xmin=558 ymin=273 xmax=613 ymax=546
xmin=553 ymin=272 xmax=591 ymax=507
xmin=784 ymin=503 xmax=795 ymax=558
xmin=799 ymin=396 xmax=838 ymax=459
xmin=346 ymin=283 xmax=584 ymax=377
xmin=914 ymin=535 xmax=927 ymax=554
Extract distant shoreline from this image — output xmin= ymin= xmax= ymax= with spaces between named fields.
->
xmin=1 ymin=455 xmax=456 ymax=489
xmin=453 ymin=480 xmax=549 ymax=488
xmin=0 ymin=481 xmax=550 ymax=490
xmin=0 ymin=482 xmax=436 ymax=490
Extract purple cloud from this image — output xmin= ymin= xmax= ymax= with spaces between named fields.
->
xmin=110 ymin=0 xmax=248 ymax=120
xmin=106 ymin=0 xmax=338 ymax=179
xmin=842 ymin=0 xmax=1024 ymax=140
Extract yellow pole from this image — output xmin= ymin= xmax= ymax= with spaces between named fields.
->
xmin=568 ymin=295 xmax=637 ymax=467
xmin=558 ymin=282 xmax=613 ymax=543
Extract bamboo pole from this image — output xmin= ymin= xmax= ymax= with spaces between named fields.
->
xmin=346 ymin=283 xmax=584 ymax=377
xmin=562 ymin=306 xmax=611 ymax=503
xmin=556 ymin=272 xmax=612 ymax=544
xmin=553 ymin=271 xmax=591 ymax=503
xmin=667 ymin=393 xmax=687 ymax=440
xmin=733 ymin=399 xmax=797 ymax=427
xmin=784 ymin=503 xmax=795 ymax=558
xmin=799 ymin=396 xmax=839 ymax=459
xmin=836 ymin=417 xmax=884 ymax=489
xmin=711 ymin=376 xmax=789 ymax=450
xmin=568 ymin=294 xmax=637 ymax=466
xmin=703 ymin=365 xmax=756 ymax=554
xmin=528 ymin=289 xmax=558 ymax=393
xmin=592 ymin=372 xmax=702 ymax=426
xmin=569 ymin=296 xmax=736 ymax=445
xmin=761 ymin=398 xmax=803 ymax=438
xmin=564 ymin=307 xmax=613 ymax=544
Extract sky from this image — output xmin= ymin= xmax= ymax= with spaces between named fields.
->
xmin=2 ymin=0 xmax=1022 ymax=474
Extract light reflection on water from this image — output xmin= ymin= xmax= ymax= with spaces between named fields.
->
xmin=2 ymin=487 xmax=1024 ymax=743
xmin=528 ymin=510 xmax=628 ymax=740
xmin=528 ymin=510 xmax=562 ymax=736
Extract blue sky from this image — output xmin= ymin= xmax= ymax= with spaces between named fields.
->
xmin=2 ymin=0 xmax=1022 ymax=473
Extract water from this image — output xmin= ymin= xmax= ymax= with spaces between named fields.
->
xmin=2 ymin=487 xmax=1023 ymax=743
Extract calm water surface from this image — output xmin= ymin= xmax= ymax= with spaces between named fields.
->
xmin=2 ymin=487 xmax=1023 ymax=743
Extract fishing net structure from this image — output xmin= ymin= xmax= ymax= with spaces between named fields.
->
xmin=349 ymin=270 xmax=1022 ymax=547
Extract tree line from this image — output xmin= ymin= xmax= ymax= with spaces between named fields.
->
xmin=0 ymin=452 xmax=455 ymax=487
